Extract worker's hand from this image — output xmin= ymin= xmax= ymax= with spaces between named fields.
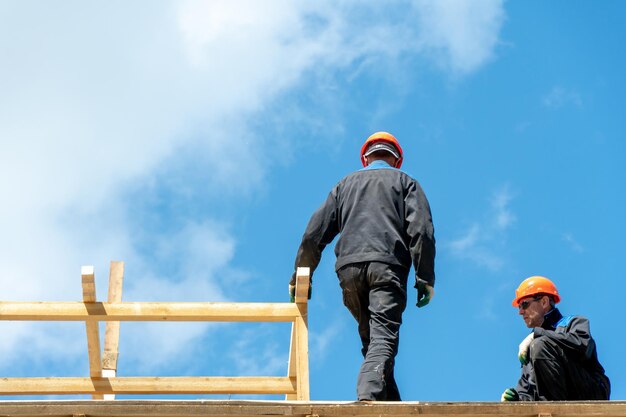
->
xmin=289 ymin=284 xmax=296 ymax=303
xmin=501 ymin=388 xmax=519 ymax=401
xmin=288 ymin=282 xmax=312 ymax=303
xmin=518 ymin=332 xmax=534 ymax=365
xmin=416 ymin=282 xmax=434 ymax=308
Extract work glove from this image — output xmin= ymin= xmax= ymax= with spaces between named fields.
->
xmin=518 ymin=332 xmax=534 ymax=366
xmin=289 ymin=284 xmax=296 ymax=303
xmin=416 ymin=282 xmax=434 ymax=308
xmin=501 ymin=388 xmax=519 ymax=401
xmin=288 ymin=277 xmax=312 ymax=303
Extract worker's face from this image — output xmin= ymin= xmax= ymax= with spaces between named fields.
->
xmin=518 ymin=295 xmax=550 ymax=328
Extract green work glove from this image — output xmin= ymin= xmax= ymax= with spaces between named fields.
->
xmin=289 ymin=284 xmax=296 ymax=303
xmin=288 ymin=282 xmax=312 ymax=303
xmin=416 ymin=282 xmax=434 ymax=308
xmin=518 ymin=333 xmax=534 ymax=365
xmin=501 ymin=388 xmax=519 ymax=401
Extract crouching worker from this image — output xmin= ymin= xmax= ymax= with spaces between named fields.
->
xmin=501 ymin=276 xmax=610 ymax=401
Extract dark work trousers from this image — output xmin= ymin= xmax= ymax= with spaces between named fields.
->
xmin=337 ymin=261 xmax=408 ymax=401
xmin=529 ymin=336 xmax=611 ymax=400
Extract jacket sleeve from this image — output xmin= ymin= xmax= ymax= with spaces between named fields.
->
xmin=404 ymin=179 xmax=436 ymax=288
xmin=533 ymin=316 xmax=595 ymax=361
xmin=292 ymin=187 xmax=340 ymax=284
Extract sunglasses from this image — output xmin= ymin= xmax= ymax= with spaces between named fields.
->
xmin=518 ymin=297 xmax=542 ymax=310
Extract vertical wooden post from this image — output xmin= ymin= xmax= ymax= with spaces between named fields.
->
xmin=101 ymin=261 xmax=124 ymax=400
xmin=81 ymin=265 xmax=102 ymax=399
xmin=285 ymin=323 xmax=298 ymax=400
xmin=293 ymin=267 xmax=310 ymax=401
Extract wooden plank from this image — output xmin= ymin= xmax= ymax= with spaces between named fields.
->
xmin=286 ymin=267 xmax=310 ymax=399
xmin=80 ymin=266 xmax=102 ymax=381
xmin=100 ymin=369 xmax=115 ymax=401
xmin=284 ymin=322 xmax=297 ymax=400
xmin=0 ymin=302 xmax=300 ymax=322
xmin=0 ymin=400 xmax=625 ymax=417
xmin=294 ymin=267 xmax=310 ymax=303
xmin=102 ymin=261 xmax=124 ymax=400
xmin=294 ymin=267 xmax=310 ymax=401
xmin=0 ymin=377 xmax=297 ymax=395
xmin=81 ymin=266 xmax=96 ymax=302
xmin=102 ymin=261 xmax=124 ymax=371
xmin=294 ymin=308 xmax=309 ymax=401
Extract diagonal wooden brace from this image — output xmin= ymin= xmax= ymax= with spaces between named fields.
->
xmin=101 ymin=261 xmax=124 ymax=400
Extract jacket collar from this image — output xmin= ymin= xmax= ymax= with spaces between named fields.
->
xmin=541 ymin=307 xmax=563 ymax=330
xmin=361 ymin=160 xmax=394 ymax=170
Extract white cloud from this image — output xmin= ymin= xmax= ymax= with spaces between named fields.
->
xmin=449 ymin=223 xmax=480 ymax=253
xmin=414 ymin=0 xmax=505 ymax=75
xmin=447 ymin=185 xmax=516 ymax=271
xmin=542 ymin=86 xmax=583 ymax=109
xmin=125 ymin=220 xmax=239 ymax=302
xmin=562 ymin=233 xmax=584 ymax=253
xmin=491 ymin=185 xmax=516 ymax=230
xmin=226 ymin=325 xmax=290 ymax=377
xmin=310 ymin=319 xmax=345 ymax=363
xmin=0 ymin=1 xmax=505 ymax=377
xmin=474 ymin=281 xmax=512 ymax=321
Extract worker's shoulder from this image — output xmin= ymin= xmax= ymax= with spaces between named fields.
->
xmin=556 ymin=315 xmax=575 ymax=328
xmin=334 ymin=169 xmax=422 ymax=196
xmin=342 ymin=165 xmax=419 ymax=182
xmin=556 ymin=314 xmax=589 ymax=328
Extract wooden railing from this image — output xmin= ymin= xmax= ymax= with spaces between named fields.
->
xmin=0 ymin=262 xmax=310 ymax=400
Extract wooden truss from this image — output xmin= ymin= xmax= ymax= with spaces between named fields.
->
xmin=0 ymin=263 xmax=310 ymax=400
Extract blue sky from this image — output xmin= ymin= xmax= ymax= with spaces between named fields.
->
xmin=1 ymin=1 xmax=624 ymax=402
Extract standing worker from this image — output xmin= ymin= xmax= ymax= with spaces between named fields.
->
xmin=290 ymin=131 xmax=436 ymax=401
xmin=501 ymin=276 xmax=610 ymax=401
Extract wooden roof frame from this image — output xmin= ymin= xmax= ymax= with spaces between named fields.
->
xmin=0 ymin=263 xmax=311 ymax=401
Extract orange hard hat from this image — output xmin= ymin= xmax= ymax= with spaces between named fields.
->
xmin=512 ymin=276 xmax=561 ymax=307
xmin=360 ymin=131 xmax=404 ymax=168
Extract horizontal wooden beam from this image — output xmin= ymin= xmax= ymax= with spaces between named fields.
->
xmin=0 ymin=377 xmax=297 ymax=395
xmin=0 ymin=302 xmax=300 ymax=322
xmin=0 ymin=400 xmax=625 ymax=417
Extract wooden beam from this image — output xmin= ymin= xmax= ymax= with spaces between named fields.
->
xmin=286 ymin=267 xmax=310 ymax=400
xmin=294 ymin=307 xmax=309 ymax=401
xmin=294 ymin=267 xmax=310 ymax=304
xmin=0 ymin=301 xmax=300 ymax=322
xmin=1 ymin=400 xmax=625 ymax=417
xmin=285 ymin=323 xmax=297 ymax=400
xmin=80 ymin=266 xmax=102 ymax=380
xmin=102 ymin=261 xmax=124 ymax=371
xmin=81 ymin=266 xmax=96 ymax=302
xmin=102 ymin=261 xmax=124 ymax=400
xmin=294 ymin=267 xmax=310 ymax=401
xmin=0 ymin=377 xmax=297 ymax=395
